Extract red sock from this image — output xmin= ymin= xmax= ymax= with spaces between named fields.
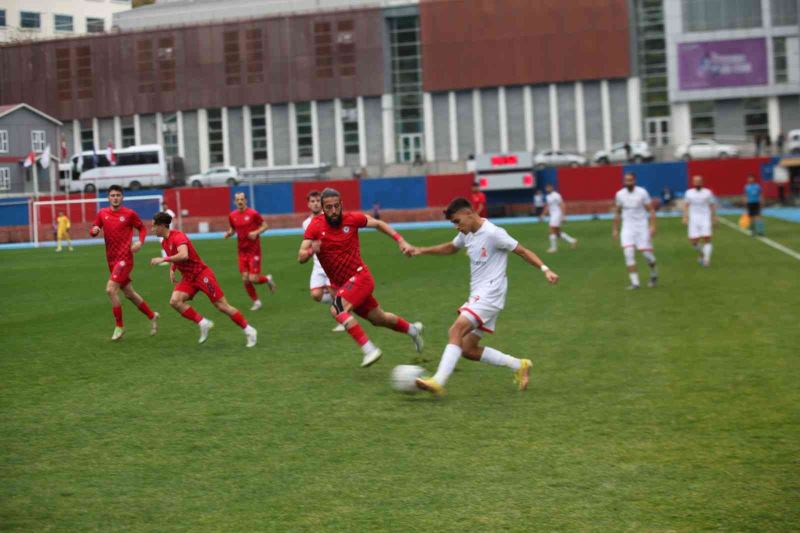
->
xmin=393 ymin=317 xmax=410 ymax=333
xmin=244 ymin=281 xmax=258 ymax=301
xmin=337 ymin=312 xmax=369 ymax=346
xmin=255 ymin=275 xmax=269 ymax=284
xmin=137 ymin=301 xmax=155 ymax=320
xmin=112 ymin=306 xmax=123 ymax=327
xmin=181 ymin=307 xmax=203 ymax=324
xmin=230 ymin=311 xmax=248 ymax=329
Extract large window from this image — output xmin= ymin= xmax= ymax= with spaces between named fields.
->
xmin=162 ymin=113 xmax=179 ymax=157
xmin=207 ymin=108 xmax=224 ymax=164
xmin=341 ymin=99 xmax=359 ymax=155
xmin=0 ymin=130 xmax=8 ymax=153
xmin=744 ymin=98 xmax=768 ymax=139
xmin=772 ymin=0 xmax=798 ymax=25
xmin=0 ymin=10 xmax=6 ymax=28
xmin=295 ymin=102 xmax=313 ymax=159
xmin=635 ymin=0 xmax=669 ymax=119
xmin=389 ymin=16 xmax=423 ymax=161
xmin=682 ymin=0 xmax=762 ymax=32
xmin=774 ymin=37 xmax=788 ymax=83
xmin=86 ymin=17 xmax=104 ymax=34
xmin=250 ymin=106 xmax=268 ymax=164
xmin=75 ymin=46 xmax=93 ymax=100
xmin=0 ymin=168 xmax=10 ymax=191
xmin=31 ymin=131 xmax=46 ymax=152
xmin=690 ymin=100 xmax=715 ymax=138
xmin=54 ymin=14 xmax=73 ymax=32
xmin=121 ymin=117 xmax=136 ymax=148
xmin=20 ymin=11 xmax=41 ymax=30
xmin=80 ymin=121 xmax=94 ymax=151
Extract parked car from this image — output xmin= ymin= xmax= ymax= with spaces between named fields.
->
xmin=593 ymin=141 xmax=654 ymax=164
xmin=533 ymin=150 xmax=587 ymax=168
xmin=187 ymin=166 xmax=240 ymax=187
xmin=675 ymin=139 xmax=739 ymax=160
xmin=787 ymin=129 xmax=800 ymax=154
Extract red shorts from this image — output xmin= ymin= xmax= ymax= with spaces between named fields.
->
xmin=337 ymin=268 xmax=379 ymax=318
xmin=175 ymin=268 xmax=225 ymax=303
xmin=238 ymin=252 xmax=262 ymax=274
xmin=108 ymin=259 xmax=133 ymax=287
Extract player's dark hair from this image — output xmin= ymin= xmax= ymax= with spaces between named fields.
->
xmin=307 ymin=190 xmax=321 ymax=200
xmin=108 ymin=185 xmax=123 ymax=194
xmin=444 ymin=197 xmax=473 ymax=220
xmin=321 ymin=188 xmax=340 ymax=201
xmin=153 ymin=212 xmax=173 ymax=227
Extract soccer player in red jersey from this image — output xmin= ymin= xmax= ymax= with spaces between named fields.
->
xmin=298 ymin=188 xmax=424 ymax=367
xmin=150 ymin=212 xmax=258 ymax=347
xmin=89 ymin=185 xmax=159 ymax=341
xmin=224 ymin=192 xmax=275 ymax=311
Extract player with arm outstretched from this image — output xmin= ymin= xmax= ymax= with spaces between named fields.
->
xmin=151 ymin=212 xmax=257 ymax=347
xmin=613 ymin=172 xmax=658 ymax=290
xmin=89 ymin=185 xmax=159 ymax=340
xmin=683 ymin=175 xmax=718 ymax=267
xmin=224 ymin=192 xmax=275 ymax=311
xmin=542 ymin=183 xmax=578 ymax=253
xmin=407 ymin=197 xmax=559 ymax=396
xmin=298 ymin=188 xmax=424 ymax=367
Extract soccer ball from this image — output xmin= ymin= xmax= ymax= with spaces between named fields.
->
xmin=391 ymin=365 xmax=426 ymax=393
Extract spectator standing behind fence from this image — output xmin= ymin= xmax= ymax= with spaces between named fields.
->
xmin=755 ymin=133 xmax=763 ymax=156
xmin=533 ymin=189 xmax=545 ymax=220
xmin=776 ymin=132 xmax=785 ymax=155
xmin=660 ymin=187 xmax=674 ymax=210
xmin=470 ymin=181 xmax=488 ymax=217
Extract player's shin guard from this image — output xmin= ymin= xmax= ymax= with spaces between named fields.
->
xmin=548 ymin=234 xmax=557 ymax=250
xmin=643 ymin=251 xmax=657 ymax=273
xmin=702 ymin=243 xmax=712 ymax=264
xmin=480 ymin=346 xmax=521 ymax=370
xmin=137 ymin=301 xmax=155 ymax=320
xmin=432 ymin=344 xmax=462 ymax=386
xmin=336 ymin=312 xmax=375 ymax=354
xmin=230 ymin=311 xmax=248 ymax=329
xmin=112 ymin=306 xmax=123 ymax=327
xmin=180 ymin=307 xmax=203 ymax=323
xmin=392 ymin=317 xmax=418 ymax=336
xmin=561 ymin=232 xmax=576 ymax=244
xmin=244 ymin=281 xmax=258 ymax=301
xmin=255 ymin=275 xmax=269 ymax=284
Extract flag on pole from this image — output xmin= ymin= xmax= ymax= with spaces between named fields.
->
xmin=41 ymin=145 xmax=51 ymax=168
xmin=60 ymin=136 xmax=68 ymax=160
xmin=106 ymin=140 xmax=117 ymax=166
xmin=23 ymin=151 xmax=35 ymax=168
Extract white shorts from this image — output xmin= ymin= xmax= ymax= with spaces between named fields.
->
xmin=621 ymin=224 xmax=653 ymax=251
xmin=458 ymin=295 xmax=503 ymax=336
xmin=309 ymin=262 xmax=331 ymax=290
xmin=688 ymin=218 xmax=712 ymax=240
xmin=549 ymin=212 xmax=563 ymax=228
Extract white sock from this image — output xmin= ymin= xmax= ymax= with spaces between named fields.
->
xmin=433 ymin=343 xmax=462 ymax=386
xmin=561 ymin=232 xmax=576 ymax=244
xmin=361 ymin=340 xmax=378 ymax=356
xmin=244 ymin=325 xmax=256 ymax=335
xmin=480 ymin=346 xmax=521 ymax=370
xmin=199 ymin=318 xmax=211 ymax=327
xmin=629 ymin=272 xmax=640 ymax=286
xmin=320 ymin=292 xmax=333 ymax=304
xmin=406 ymin=322 xmax=419 ymax=336
xmin=703 ymin=243 xmax=712 ymax=263
xmin=548 ymin=234 xmax=557 ymax=249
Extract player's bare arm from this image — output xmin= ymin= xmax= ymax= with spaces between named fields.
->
xmin=648 ymin=201 xmax=657 ymax=236
xmin=365 ymin=215 xmax=413 ymax=254
xmin=682 ymin=200 xmax=689 ymax=225
xmin=410 ymin=242 xmax=458 ymax=256
xmin=512 ymin=244 xmax=559 ymax=284
xmin=561 ymin=200 xmax=567 ymax=218
xmin=223 ymin=226 xmax=235 ymax=239
xmin=711 ymin=201 xmax=718 ymax=226
xmin=612 ymin=206 xmax=622 ymax=239
xmin=297 ymin=239 xmax=314 ymax=263
xmin=248 ymin=221 xmax=269 ymax=240
xmin=152 ymin=244 xmax=189 ymax=266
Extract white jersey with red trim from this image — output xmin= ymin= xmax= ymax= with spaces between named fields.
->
xmin=546 ymin=191 xmax=563 ymax=218
xmin=452 ymin=219 xmax=519 ymax=309
xmin=615 ymin=186 xmax=652 ymax=228
xmin=684 ymin=187 xmax=715 ymax=221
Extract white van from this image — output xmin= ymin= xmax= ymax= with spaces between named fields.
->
xmin=787 ymin=129 xmax=800 ymax=155
xmin=61 ymin=144 xmax=168 ymax=193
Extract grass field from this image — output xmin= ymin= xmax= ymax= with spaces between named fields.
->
xmin=1 ymin=216 xmax=799 ymax=531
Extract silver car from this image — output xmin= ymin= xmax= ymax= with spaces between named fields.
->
xmin=594 ymin=141 xmax=654 ymax=164
xmin=187 ymin=166 xmax=240 ymax=187
xmin=675 ymin=139 xmax=739 ymax=160
xmin=534 ymin=150 xmax=587 ymax=168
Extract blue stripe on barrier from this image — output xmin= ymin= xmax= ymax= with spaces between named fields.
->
xmin=0 ymin=197 xmax=29 ymax=227
xmin=359 ymin=176 xmax=427 ymax=211
xmin=623 ymin=161 xmax=689 ymax=198
xmin=230 ymin=183 xmax=294 ymax=214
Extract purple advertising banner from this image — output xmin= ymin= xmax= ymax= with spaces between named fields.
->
xmin=678 ymin=38 xmax=768 ymax=90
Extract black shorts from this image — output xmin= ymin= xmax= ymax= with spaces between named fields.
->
xmin=747 ymin=203 xmax=761 ymax=217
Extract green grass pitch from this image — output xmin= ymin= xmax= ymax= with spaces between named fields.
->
xmin=1 ymin=216 xmax=798 ymax=531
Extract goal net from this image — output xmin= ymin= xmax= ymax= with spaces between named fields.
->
xmin=31 ymin=194 xmax=163 ymax=248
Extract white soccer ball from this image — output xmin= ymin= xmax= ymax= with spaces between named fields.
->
xmin=391 ymin=365 xmax=426 ymax=393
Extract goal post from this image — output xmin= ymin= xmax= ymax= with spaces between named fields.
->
xmin=31 ymin=194 xmax=163 ymax=248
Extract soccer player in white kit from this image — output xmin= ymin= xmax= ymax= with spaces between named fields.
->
xmin=302 ymin=190 xmax=344 ymax=332
xmin=613 ymin=172 xmax=658 ymax=289
xmin=542 ymin=183 xmax=578 ymax=253
xmin=408 ymin=197 xmax=559 ymax=396
xmin=683 ymin=175 xmax=717 ymax=267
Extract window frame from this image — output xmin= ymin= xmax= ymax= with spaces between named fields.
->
xmin=0 ymin=167 xmax=10 ymax=191
xmin=31 ymin=130 xmax=46 ymax=152
xmin=0 ymin=130 xmax=8 ymax=153
xmin=0 ymin=9 xmax=7 ymax=28
xmin=20 ymin=11 xmax=41 ymax=30
xmin=86 ymin=17 xmax=105 ymax=34
xmin=54 ymin=14 xmax=74 ymax=33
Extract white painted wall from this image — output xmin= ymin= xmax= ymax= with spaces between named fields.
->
xmin=0 ymin=0 xmax=132 ymax=43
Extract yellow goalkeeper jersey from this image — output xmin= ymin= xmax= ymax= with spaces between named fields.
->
xmin=57 ymin=215 xmax=71 ymax=233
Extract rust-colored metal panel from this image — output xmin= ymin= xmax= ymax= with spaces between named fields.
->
xmin=0 ymin=7 xmax=385 ymax=121
xmin=420 ymin=0 xmax=631 ymax=92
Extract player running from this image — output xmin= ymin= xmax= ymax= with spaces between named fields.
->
xmin=224 ymin=192 xmax=275 ymax=311
xmin=302 ymin=190 xmax=344 ymax=333
xmin=55 ymin=211 xmax=73 ymax=252
xmin=613 ymin=172 xmax=658 ymax=290
xmin=89 ymin=185 xmax=159 ymax=340
xmin=683 ymin=175 xmax=717 ymax=267
xmin=542 ymin=183 xmax=578 ymax=253
xmin=150 ymin=212 xmax=257 ymax=347
xmin=298 ymin=187 xmax=423 ymax=367
xmin=408 ymin=197 xmax=559 ymax=396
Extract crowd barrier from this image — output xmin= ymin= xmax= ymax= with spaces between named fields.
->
xmin=0 ymin=158 xmax=783 ymax=233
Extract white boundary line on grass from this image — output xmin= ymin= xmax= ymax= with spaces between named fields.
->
xmin=718 ymin=217 xmax=800 ymax=262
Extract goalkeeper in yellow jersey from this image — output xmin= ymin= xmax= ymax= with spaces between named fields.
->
xmin=56 ymin=211 xmax=73 ymax=252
